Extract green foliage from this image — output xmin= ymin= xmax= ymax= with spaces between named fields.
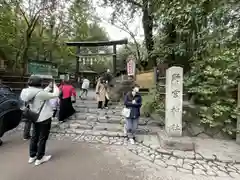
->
xmin=0 ymin=0 xmax=110 ymax=74
xmin=151 ymin=0 xmax=240 ymax=135
xmin=185 ymin=44 xmax=240 ymax=135
xmin=141 ymin=87 xmax=165 ymax=116
xmin=141 ymin=93 xmax=155 ymax=116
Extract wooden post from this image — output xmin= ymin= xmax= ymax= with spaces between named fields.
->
xmin=113 ymin=45 xmax=117 ymax=76
xmin=236 ymin=83 xmax=240 ymax=144
xmin=75 ymin=46 xmax=80 ymax=82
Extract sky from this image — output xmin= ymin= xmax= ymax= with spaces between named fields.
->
xmin=92 ymin=0 xmax=144 ymax=42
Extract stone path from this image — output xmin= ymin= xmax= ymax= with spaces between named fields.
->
xmin=13 ymin=91 xmax=240 ymax=179
xmin=0 ymin=132 xmax=229 ymax=180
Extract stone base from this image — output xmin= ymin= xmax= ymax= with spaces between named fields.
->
xmin=157 ymin=130 xmax=195 ymax=151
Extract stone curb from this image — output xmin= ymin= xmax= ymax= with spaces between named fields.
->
xmin=157 ymin=131 xmax=196 ymax=151
xmin=16 ymin=123 xmax=240 ymax=164
xmin=49 ymin=130 xmax=240 ymax=164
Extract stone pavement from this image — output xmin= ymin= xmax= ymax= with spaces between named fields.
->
xmin=12 ymin=91 xmax=240 ymax=179
xmin=0 ymin=132 xmax=233 ymax=180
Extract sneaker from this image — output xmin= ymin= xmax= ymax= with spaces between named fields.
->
xmin=52 ymin=117 xmax=58 ymax=121
xmin=129 ymin=138 xmax=135 ymax=145
xmin=28 ymin=157 xmax=36 ymax=164
xmin=34 ymin=155 xmax=52 ymax=166
xmin=104 ymin=107 xmax=109 ymax=110
xmin=23 ymin=137 xmax=31 ymax=141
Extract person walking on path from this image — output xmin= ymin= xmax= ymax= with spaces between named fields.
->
xmin=58 ymin=80 xmax=76 ymax=122
xmin=124 ymin=85 xmax=142 ymax=144
xmin=80 ymin=77 xmax=90 ymax=99
xmin=96 ymin=77 xmax=109 ymax=109
xmin=20 ymin=76 xmax=59 ymax=166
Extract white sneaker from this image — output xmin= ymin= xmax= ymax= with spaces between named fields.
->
xmin=34 ymin=155 xmax=52 ymax=166
xmin=28 ymin=157 xmax=36 ymax=164
xmin=123 ymin=124 xmax=127 ymax=136
xmin=129 ymin=138 xmax=135 ymax=145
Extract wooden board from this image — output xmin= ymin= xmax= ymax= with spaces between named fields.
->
xmin=136 ymin=71 xmax=154 ymax=89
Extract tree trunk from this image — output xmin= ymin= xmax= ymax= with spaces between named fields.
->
xmin=36 ymin=23 xmax=44 ymax=60
xmin=21 ymin=32 xmax=31 ymax=75
xmin=142 ymin=0 xmax=156 ymax=68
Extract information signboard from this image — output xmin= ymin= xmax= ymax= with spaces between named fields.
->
xmin=28 ymin=61 xmax=58 ymax=77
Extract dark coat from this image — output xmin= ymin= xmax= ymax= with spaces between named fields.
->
xmin=124 ymin=92 xmax=142 ymax=119
xmin=0 ymin=88 xmax=22 ymax=137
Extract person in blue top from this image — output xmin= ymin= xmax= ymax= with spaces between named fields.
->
xmin=124 ymin=84 xmax=142 ymax=144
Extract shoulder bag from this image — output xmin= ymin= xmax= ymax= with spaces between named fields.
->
xmin=22 ymin=91 xmax=46 ymax=123
xmin=121 ymin=107 xmax=131 ymax=118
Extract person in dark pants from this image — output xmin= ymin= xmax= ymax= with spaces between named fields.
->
xmin=96 ymin=78 xmax=109 ymax=109
xmin=23 ymin=121 xmax=32 ymax=140
xmin=20 ymin=76 xmax=59 ymax=166
xmin=124 ymin=84 xmax=142 ymax=145
xmin=58 ymin=80 xmax=76 ymax=122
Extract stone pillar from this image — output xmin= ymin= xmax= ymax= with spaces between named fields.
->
xmin=165 ymin=66 xmax=183 ymax=137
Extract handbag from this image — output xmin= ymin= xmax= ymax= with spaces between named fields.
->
xmin=22 ymin=91 xmax=46 ymax=123
xmin=121 ymin=107 xmax=131 ymax=118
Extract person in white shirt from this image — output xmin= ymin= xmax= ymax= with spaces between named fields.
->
xmin=20 ymin=76 xmax=59 ymax=166
xmin=80 ymin=77 xmax=90 ymax=99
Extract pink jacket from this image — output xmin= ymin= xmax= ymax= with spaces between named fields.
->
xmin=59 ymin=84 xmax=76 ymax=99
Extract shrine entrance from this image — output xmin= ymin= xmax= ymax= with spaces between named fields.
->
xmin=65 ymin=39 xmax=128 ymax=81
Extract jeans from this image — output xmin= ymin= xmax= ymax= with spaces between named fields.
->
xmin=29 ymin=118 xmax=51 ymax=160
xmin=23 ymin=121 xmax=32 ymax=139
xmin=126 ymin=118 xmax=139 ymax=139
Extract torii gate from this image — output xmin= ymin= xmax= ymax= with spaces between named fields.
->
xmin=65 ymin=39 xmax=128 ymax=80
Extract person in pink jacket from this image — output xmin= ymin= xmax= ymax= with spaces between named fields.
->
xmin=58 ymin=80 xmax=76 ymax=122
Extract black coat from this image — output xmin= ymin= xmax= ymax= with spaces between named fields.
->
xmin=0 ymin=88 xmax=22 ymax=137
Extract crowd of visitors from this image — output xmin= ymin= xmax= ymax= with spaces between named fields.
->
xmin=0 ymin=73 xmax=143 ymax=164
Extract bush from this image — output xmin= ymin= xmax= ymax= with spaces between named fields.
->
xmin=141 ymin=86 xmax=165 ymax=117
xmin=185 ymin=47 xmax=240 ymax=136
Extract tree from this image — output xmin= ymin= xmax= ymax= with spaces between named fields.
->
xmin=143 ymin=0 xmax=240 ymax=136
xmin=15 ymin=0 xmax=52 ymax=74
xmin=0 ymin=0 xmax=113 ymax=77
xmin=102 ymin=0 xmax=156 ymax=68
xmin=100 ymin=10 xmax=143 ymax=66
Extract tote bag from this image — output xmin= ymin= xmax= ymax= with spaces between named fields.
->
xmin=121 ymin=107 xmax=130 ymax=118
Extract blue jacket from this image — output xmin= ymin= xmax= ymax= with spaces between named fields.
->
xmin=124 ymin=92 xmax=142 ymax=119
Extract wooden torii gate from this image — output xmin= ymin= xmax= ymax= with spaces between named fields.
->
xmin=65 ymin=39 xmax=128 ymax=80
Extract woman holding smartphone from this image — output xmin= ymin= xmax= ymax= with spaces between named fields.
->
xmin=20 ymin=76 xmax=59 ymax=166
xmin=124 ymin=84 xmax=142 ymax=144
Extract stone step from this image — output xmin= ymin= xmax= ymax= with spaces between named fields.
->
xmin=75 ymin=100 xmax=121 ymax=106
xmin=50 ymin=120 xmax=163 ymax=136
xmin=74 ymin=107 xmax=122 ymax=115
xmin=68 ymin=113 xmax=162 ymax=126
